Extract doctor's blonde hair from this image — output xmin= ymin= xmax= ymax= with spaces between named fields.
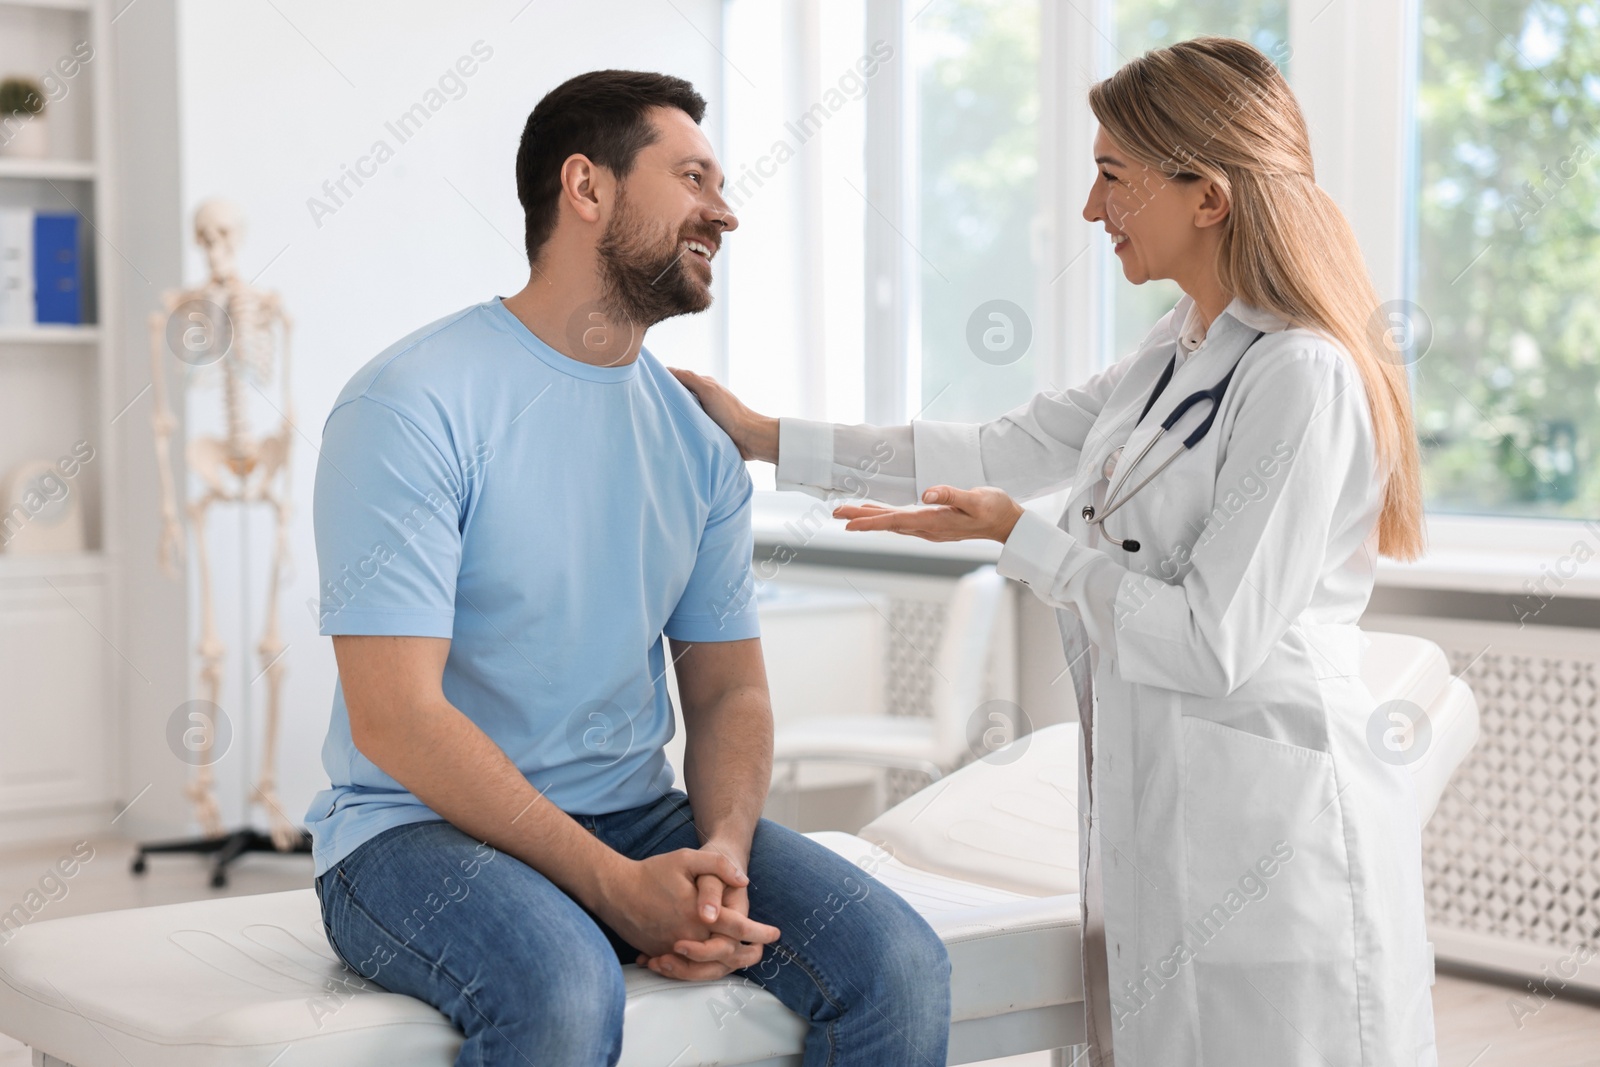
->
xmin=1088 ymin=36 xmax=1425 ymax=561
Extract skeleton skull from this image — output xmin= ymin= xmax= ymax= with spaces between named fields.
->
xmin=193 ymin=198 xmax=244 ymax=282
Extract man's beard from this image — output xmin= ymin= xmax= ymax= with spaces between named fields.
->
xmin=595 ymin=188 xmax=714 ymax=330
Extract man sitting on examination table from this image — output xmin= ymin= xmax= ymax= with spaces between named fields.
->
xmin=304 ymin=69 xmax=950 ymax=1067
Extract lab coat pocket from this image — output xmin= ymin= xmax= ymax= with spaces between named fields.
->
xmin=1179 ymin=715 xmax=1361 ymax=1066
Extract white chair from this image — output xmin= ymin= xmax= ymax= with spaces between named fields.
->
xmin=0 ymin=630 xmax=1478 ymax=1067
xmin=772 ymin=565 xmax=1016 ymax=787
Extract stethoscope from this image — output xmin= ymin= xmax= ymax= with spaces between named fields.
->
xmin=1081 ymin=330 xmax=1265 ymax=552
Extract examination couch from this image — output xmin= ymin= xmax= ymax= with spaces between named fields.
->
xmin=0 ymin=631 xmax=1478 ymax=1067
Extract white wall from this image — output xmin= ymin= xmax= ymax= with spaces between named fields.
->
xmin=125 ymin=0 xmax=729 ymax=835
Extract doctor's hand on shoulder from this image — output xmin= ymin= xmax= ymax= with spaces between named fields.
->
xmin=835 ymin=487 xmax=1024 ymax=545
xmin=670 ymin=366 xmax=779 ymax=463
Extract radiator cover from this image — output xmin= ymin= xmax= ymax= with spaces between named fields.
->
xmin=1364 ymin=613 xmax=1600 ymax=993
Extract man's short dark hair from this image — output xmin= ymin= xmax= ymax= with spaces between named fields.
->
xmin=516 ymin=70 xmax=707 ymax=265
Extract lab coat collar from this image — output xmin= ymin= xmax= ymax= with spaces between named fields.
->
xmin=1160 ymin=292 xmax=1289 ymax=347
xmin=1081 ymin=302 xmax=1274 ymax=511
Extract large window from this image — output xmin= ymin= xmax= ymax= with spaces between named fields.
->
xmin=723 ymin=0 xmax=1296 ymax=432
xmin=721 ymin=0 xmax=1596 ymax=532
xmin=1409 ymin=0 xmax=1600 ymax=519
xmin=912 ymin=0 xmax=1041 ymax=425
xmin=723 ymin=0 xmax=869 ymax=433
xmin=723 ymin=0 xmax=1049 ymax=436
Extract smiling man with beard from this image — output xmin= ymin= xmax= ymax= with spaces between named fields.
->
xmin=304 ymin=70 xmax=951 ymax=1067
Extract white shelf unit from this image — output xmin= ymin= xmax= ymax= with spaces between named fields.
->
xmin=0 ymin=0 xmax=120 ymax=836
xmin=0 ymin=155 xmax=94 ymax=179
xmin=0 ymin=0 xmax=93 ymax=11
xmin=0 ymin=324 xmax=98 ymax=343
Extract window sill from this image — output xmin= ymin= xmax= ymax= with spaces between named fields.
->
xmin=1375 ymin=514 xmax=1600 ymax=600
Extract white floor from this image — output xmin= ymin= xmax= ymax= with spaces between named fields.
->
xmin=1 ymin=837 xmax=1596 ymax=1066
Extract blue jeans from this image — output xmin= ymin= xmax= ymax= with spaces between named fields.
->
xmin=314 ymin=788 xmax=952 ymax=1067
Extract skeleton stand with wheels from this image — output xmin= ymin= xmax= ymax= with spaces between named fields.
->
xmin=132 ymin=198 xmax=309 ymax=888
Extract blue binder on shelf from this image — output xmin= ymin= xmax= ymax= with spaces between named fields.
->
xmin=33 ymin=212 xmax=81 ymax=325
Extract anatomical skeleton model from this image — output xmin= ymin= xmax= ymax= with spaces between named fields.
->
xmin=144 ymin=199 xmax=301 ymax=870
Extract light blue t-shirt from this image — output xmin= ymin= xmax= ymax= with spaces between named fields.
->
xmin=303 ymin=296 xmax=760 ymax=878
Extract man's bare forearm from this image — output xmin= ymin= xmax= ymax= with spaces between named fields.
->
xmin=682 ymin=683 xmax=774 ymax=867
xmin=354 ymin=695 xmax=625 ymax=907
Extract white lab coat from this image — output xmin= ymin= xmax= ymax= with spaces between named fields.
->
xmin=776 ymin=295 xmax=1438 ymax=1066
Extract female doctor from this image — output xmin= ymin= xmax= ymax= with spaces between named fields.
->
xmin=675 ymin=35 xmax=1436 ymax=1067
